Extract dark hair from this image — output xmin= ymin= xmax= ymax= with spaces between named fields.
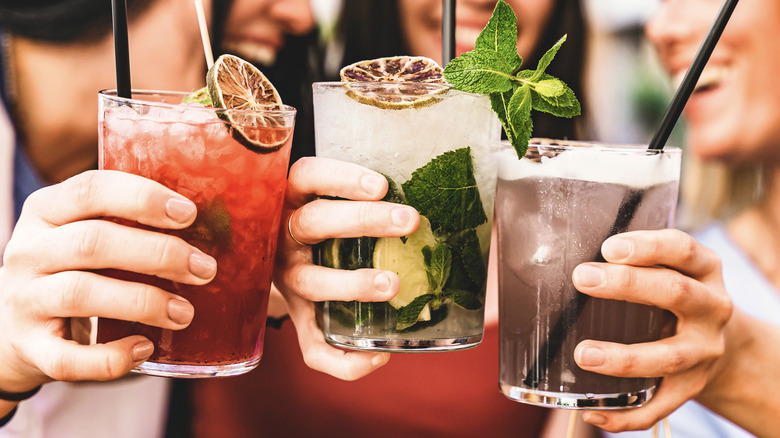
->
xmin=211 ymin=0 xmax=322 ymax=163
xmin=0 ymin=0 xmax=155 ymax=43
xmin=334 ymin=0 xmax=589 ymax=141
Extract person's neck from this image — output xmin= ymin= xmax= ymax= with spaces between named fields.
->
xmin=9 ymin=36 xmax=113 ymax=184
xmin=729 ymin=166 xmax=780 ymax=290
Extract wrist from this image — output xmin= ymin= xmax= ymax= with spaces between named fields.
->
xmin=0 ymin=384 xmax=41 ymax=402
xmin=0 ymin=400 xmax=18 ymax=428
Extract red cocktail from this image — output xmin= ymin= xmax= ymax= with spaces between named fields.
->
xmin=97 ymin=90 xmax=294 ymax=377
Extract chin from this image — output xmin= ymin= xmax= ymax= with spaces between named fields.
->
xmin=687 ymin=131 xmax=738 ymax=163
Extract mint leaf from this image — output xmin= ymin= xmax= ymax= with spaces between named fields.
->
xmin=507 ymin=85 xmax=534 ymax=157
xmin=534 ymin=78 xmax=566 ymax=98
xmin=182 ymin=86 xmax=212 ymax=106
xmin=396 ymin=293 xmax=435 ymax=330
xmin=402 ymin=147 xmax=488 ymax=232
xmin=425 ymin=244 xmax=452 ymax=292
xmin=457 ymin=230 xmax=486 ymax=288
xmin=192 ymin=196 xmax=232 ymax=247
xmin=508 ymin=85 xmax=532 ymax=136
xmin=474 ymin=0 xmax=523 ymax=69
xmin=447 ymin=290 xmax=482 ymax=311
xmin=444 ymin=229 xmax=485 ymax=295
xmin=531 ymin=35 xmax=567 ymax=81
xmin=381 ymin=174 xmax=406 ymax=204
xmin=443 ymin=0 xmax=579 ymax=159
xmin=443 ymin=49 xmax=515 ymax=94
xmin=525 ymin=73 xmax=581 ymax=118
xmin=490 ymin=90 xmax=516 ymax=146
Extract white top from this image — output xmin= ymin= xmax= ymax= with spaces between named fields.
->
xmin=0 ymin=378 xmax=171 ymax=438
xmin=602 ymin=224 xmax=778 ymax=438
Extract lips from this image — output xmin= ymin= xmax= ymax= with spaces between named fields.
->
xmin=672 ymin=65 xmax=729 ymax=94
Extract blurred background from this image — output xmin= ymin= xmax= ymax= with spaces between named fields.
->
xmin=312 ymin=0 xmax=684 ymax=148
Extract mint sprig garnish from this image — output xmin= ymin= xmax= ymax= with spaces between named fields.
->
xmin=443 ymin=0 xmax=580 ymax=158
xmin=402 ymin=147 xmax=487 ymax=232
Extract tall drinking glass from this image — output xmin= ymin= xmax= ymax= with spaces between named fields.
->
xmin=97 ymin=90 xmax=295 ymax=377
xmin=313 ymin=82 xmax=501 ymax=351
xmin=496 ymin=139 xmax=680 ymax=408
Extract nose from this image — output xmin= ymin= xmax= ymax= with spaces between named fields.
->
xmin=271 ymin=0 xmax=316 ymax=35
xmin=645 ymin=0 xmax=711 ymax=52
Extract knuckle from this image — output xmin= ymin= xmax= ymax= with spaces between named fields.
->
xmin=74 ymin=221 xmax=106 ymax=259
xmin=700 ymin=245 xmax=722 ymax=273
xmin=338 ymin=363 xmax=361 ymax=382
xmin=356 ymin=202 xmax=374 ymax=230
xmin=132 ymin=285 xmax=154 ymax=319
xmin=676 ymin=233 xmax=698 ymax=264
xmin=134 ymin=183 xmax=162 ymax=218
xmin=151 ymin=236 xmax=183 ymax=271
xmin=295 ymin=204 xmax=319 ymax=235
xmin=43 ymin=351 xmax=75 ymax=381
xmin=56 ymin=272 xmax=92 ymax=314
xmin=615 ymin=352 xmax=637 ymax=375
xmin=68 ymin=170 xmax=101 ymax=209
xmin=290 ymin=268 xmax=316 ymax=301
xmin=713 ymin=292 xmax=734 ymax=324
xmin=612 ymin=264 xmax=635 ymax=291
xmin=666 ymin=275 xmax=691 ymax=308
xmin=661 ymin=348 xmax=687 ymax=374
xmin=1 ymin=237 xmax=27 ymax=267
xmin=289 ymin=156 xmax=316 ymax=181
xmin=101 ymin=350 xmax=129 ymax=380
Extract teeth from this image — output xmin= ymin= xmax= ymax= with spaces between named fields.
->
xmin=672 ymin=66 xmax=727 ymax=91
xmin=223 ymin=41 xmax=277 ymax=66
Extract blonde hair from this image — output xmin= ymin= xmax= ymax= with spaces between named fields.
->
xmin=680 ymin=155 xmax=766 ymax=228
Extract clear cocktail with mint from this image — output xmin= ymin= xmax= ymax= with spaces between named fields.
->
xmin=97 ymin=56 xmax=295 ymax=377
xmin=313 ymin=77 xmax=501 ymax=351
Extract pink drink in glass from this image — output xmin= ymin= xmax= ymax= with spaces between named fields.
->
xmin=97 ymin=90 xmax=294 ymax=377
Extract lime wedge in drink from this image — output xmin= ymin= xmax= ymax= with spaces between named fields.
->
xmin=373 ymin=216 xmax=438 ymax=320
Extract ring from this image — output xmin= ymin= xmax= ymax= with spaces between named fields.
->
xmin=288 ymin=215 xmax=306 ymax=246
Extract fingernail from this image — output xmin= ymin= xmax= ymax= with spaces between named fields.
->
xmin=361 ymin=174 xmax=386 ymax=196
xmin=168 ymin=298 xmax=195 ymax=325
xmin=391 ymin=207 xmax=415 ymax=228
xmin=602 ymin=237 xmax=632 ymax=260
xmin=165 ymin=198 xmax=197 ymax=223
xmin=584 ymin=413 xmax=607 ymax=426
xmin=577 ymin=345 xmax=606 ymax=366
xmin=374 ymin=272 xmax=392 ymax=293
xmin=573 ymin=264 xmax=603 ymax=287
xmin=131 ymin=341 xmax=154 ymax=362
xmin=189 ymin=250 xmax=217 ymax=279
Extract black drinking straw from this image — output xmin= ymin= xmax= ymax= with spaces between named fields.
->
xmin=523 ymin=0 xmax=740 ymax=390
xmin=649 ymin=0 xmax=740 ymax=150
xmin=442 ymin=0 xmax=456 ymax=65
xmin=111 ymin=0 xmax=132 ymax=98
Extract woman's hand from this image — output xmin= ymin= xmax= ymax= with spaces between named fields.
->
xmin=274 ymin=157 xmax=419 ymax=381
xmin=0 ymin=170 xmax=215 ymax=393
xmin=571 ymin=229 xmax=733 ymax=431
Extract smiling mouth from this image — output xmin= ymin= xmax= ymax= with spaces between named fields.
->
xmin=223 ymin=41 xmax=277 ymax=66
xmin=673 ymin=66 xmax=728 ymax=94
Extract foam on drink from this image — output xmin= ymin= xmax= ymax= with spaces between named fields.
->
xmin=497 ymin=141 xmax=680 ymax=187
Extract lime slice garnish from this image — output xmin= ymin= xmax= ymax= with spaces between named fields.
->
xmin=339 ymin=56 xmax=447 ymax=109
xmin=206 ymin=54 xmax=291 ymax=153
xmin=340 ymin=56 xmax=445 ymax=83
xmin=373 ymin=216 xmax=438 ymax=315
